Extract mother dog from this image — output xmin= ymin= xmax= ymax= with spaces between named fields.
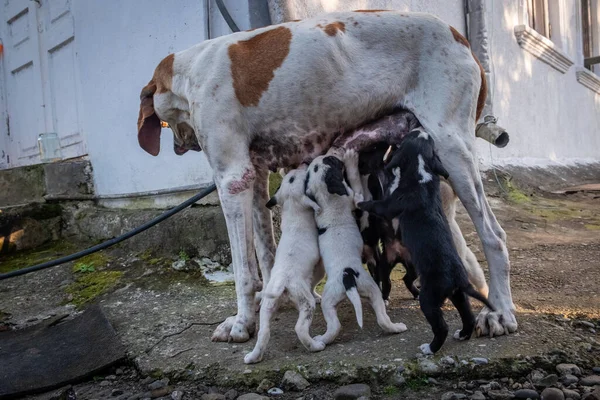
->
xmin=137 ymin=10 xmax=517 ymax=342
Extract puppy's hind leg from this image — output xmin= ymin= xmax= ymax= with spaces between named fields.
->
xmin=244 ymin=295 xmax=279 ymax=364
xmin=359 ymin=275 xmax=407 ymax=333
xmin=450 ymin=290 xmax=476 ymax=341
xmin=292 ymin=284 xmax=325 ymax=352
xmin=419 ymin=289 xmax=448 ymax=354
xmin=313 ymin=282 xmax=346 ymax=345
xmin=401 ymin=260 xmax=420 ymax=300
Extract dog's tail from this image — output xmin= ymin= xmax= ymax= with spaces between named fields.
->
xmin=464 ymin=284 xmax=495 ymax=311
xmin=343 ymin=268 xmax=364 ymax=328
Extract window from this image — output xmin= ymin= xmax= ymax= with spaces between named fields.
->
xmin=581 ymin=0 xmax=599 ymax=72
xmin=528 ymin=0 xmax=551 ymax=38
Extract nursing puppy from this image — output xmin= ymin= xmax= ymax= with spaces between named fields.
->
xmin=358 ymin=130 xmax=494 ymax=354
xmin=304 ymin=155 xmax=407 ymax=346
xmin=244 ymin=167 xmax=325 ymax=364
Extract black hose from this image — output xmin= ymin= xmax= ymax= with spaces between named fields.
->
xmin=0 ymin=184 xmax=217 ymax=281
xmin=215 ymin=0 xmax=241 ymax=32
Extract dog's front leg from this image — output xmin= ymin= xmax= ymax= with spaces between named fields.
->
xmin=211 ymin=162 xmax=261 ymax=343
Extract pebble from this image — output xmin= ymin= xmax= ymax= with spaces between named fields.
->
xmin=472 ymin=358 xmax=489 ymax=365
xmin=256 ymin=379 xmax=274 ymax=393
xmin=536 ymin=375 xmax=559 ymax=388
xmin=513 ymin=383 xmax=523 ymax=390
xmin=236 ymin=395 xmax=269 ymax=400
xmin=106 ymin=375 xmax=117 ymax=381
xmin=428 ymin=378 xmax=441 ymax=385
xmin=224 ymin=389 xmax=238 ymax=400
xmin=541 ymin=388 xmax=565 ymax=400
xmin=100 ymin=381 xmax=112 ymax=387
xmin=171 ymin=391 xmax=184 ymax=400
xmin=532 ymin=371 xmax=546 ymax=383
xmin=151 ymin=388 xmax=172 ymax=398
xmin=197 ymin=385 xmax=209 ymax=394
xmin=592 ymin=367 xmax=600 ymax=374
xmin=581 ymin=375 xmax=600 ymax=386
xmin=148 ymin=379 xmax=169 ymax=391
xmin=514 ymin=389 xmax=540 ymax=399
xmin=281 ymin=370 xmax=310 ymax=391
xmin=112 ymin=389 xmax=124 ymax=396
xmin=141 ymin=377 xmax=154 ymax=385
xmin=470 ymin=392 xmax=486 ymax=400
xmin=487 ymin=389 xmax=516 ymax=400
xmin=333 ymin=383 xmax=371 ymax=400
xmin=441 ymin=392 xmax=467 ymax=400
xmin=562 ymin=389 xmax=581 ymax=400
xmin=116 ymin=368 xmax=124 ymax=375
xmin=562 ymin=375 xmax=579 ymax=385
xmin=440 ymin=356 xmax=456 ymax=366
xmin=581 ymin=388 xmax=600 ymax=400
xmin=267 ymin=388 xmax=283 ymax=396
xmin=200 ymin=394 xmax=225 ymax=400
xmin=116 ymin=393 xmax=132 ymax=400
xmin=577 ymin=321 xmax=595 ymax=328
xmin=418 ymin=358 xmax=440 ymax=374
xmin=557 ymin=364 xmax=582 ymax=376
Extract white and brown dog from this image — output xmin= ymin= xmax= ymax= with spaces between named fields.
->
xmin=137 ymin=11 xmax=516 ymax=342
xmin=244 ymin=166 xmax=325 ymax=364
xmin=303 ymin=155 xmax=407 ymax=345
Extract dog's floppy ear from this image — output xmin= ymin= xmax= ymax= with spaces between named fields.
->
xmin=137 ymin=82 xmax=161 ymax=156
xmin=322 ymin=156 xmax=349 ymax=196
xmin=431 ymin=152 xmax=450 ymax=179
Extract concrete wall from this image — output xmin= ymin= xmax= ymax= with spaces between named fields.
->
xmin=70 ymin=0 xmax=258 ymax=200
xmin=475 ymin=0 xmax=600 ymax=167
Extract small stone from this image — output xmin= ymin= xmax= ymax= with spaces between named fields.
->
xmin=577 ymin=321 xmax=595 ymax=328
xmin=148 ymin=380 xmax=166 ymax=391
xmin=562 ymin=375 xmax=579 ymax=385
xmin=208 ymin=387 xmax=220 ymax=394
xmin=112 ymin=389 xmax=125 ymax=396
xmin=100 ymin=381 xmax=112 ymax=387
xmin=256 ymin=379 xmax=274 ymax=393
xmin=441 ymin=356 xmax=456 ymax=366
xmin=541 ymin=388 xmax=565 ymax=400
xmin=536 ymin=375 xmax=559 ymax=388
xmin=580 ymin=375 xmax=600 ymax=386
xmin=281 ymin=370 xmax=310 ymax=391
xmin=236 ymin=395 xmax=269 ymax=400
xmin=106 ymin=375 xmax=117 ymax=380
xmin=562 ymin=389 xmax=581 ymax=400
xmin=513 ymin=383 xmax=523 ymax=390
xmin=592 ymin=367 xmax=600 ymax=374
xmin=116 ymin=393 xmax=132 ymax=400
xmin=116 ymin=368 xmax=124 ymax=375
xmin=141 ymin=377 xmax=154 ymax=385
xmin=581 ymin=388 xmax=600 ymax=400
xmin=458 ymin=382 xmax=467 ymax=390
xmin=197 ymin=385 xmax=209 ymax=394
xmin=151 ymin=387 xmax=172 ymax=398
xmin=442 ymin=392 xmax=467 ymax=400
xmin=172 ymin=260 xmax=187 ymax=270
xmin=267 ymin=388 xmax=283 ymax=396
xmin=472 ymin=358 xmax=489 ymax=365
xmin=428 ymin=378 xmax=441 ymax=385
xmin=201 ymin=394 xmax=225 ymax=400
xmin=532 ymin=370 xmax=546 ymax=383
xmin=224 ymin=389 xmax=238 ymax=400
xmin=470 ymin=392 xmax=486 ymax=400
xmin=171 ymin=391 xmax=184 ymax=400
xmin=418 ymin=358 xmax=440 ymax=374
xmin=333 ymin=383 xmax=371 ymax=400
xmin=467 ymin=383 xmax=477 ymax=390
xmin=514 ymin=389 xmax=540 ymax=399
xmin=487 ymin=389 xmax=515 ymax=400
xmin=557 ymin=364 xmax=582 ymax=376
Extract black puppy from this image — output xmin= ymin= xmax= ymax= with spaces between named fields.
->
xmin=355 ymin=142 xmax=419 ymax=302
xmin=358 ymin=129 xmax=494 ymax=354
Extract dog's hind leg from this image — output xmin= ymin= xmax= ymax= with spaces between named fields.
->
xmin=401 ymin=260 xmax=420 ymax=300
xmin=253 ymin=167 xmax=276 ymax=287
xmin=313 ymin=282 xmax=346 ymax=345
xmin=450 ymin=290 xmax=476 ymax=341
xmin=418 ymin=288 xmax=448 ymax=354
xmin=358 ymin=275 xmax=407 ymax=333
xmin=292 ymin=284 xmax=326 ymax=352
xmin=244 ymin=295 xmax=279 ymax=364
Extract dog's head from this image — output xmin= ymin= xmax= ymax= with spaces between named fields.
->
xmin=304 ymin=155 xmax=351 ymax=205
xmin=266 ymin=165 xmax=312 ymax=209
xmin=385 ymin=128 xmax=449 ymax=187
xmin=358 ymin=141 xmax=392 ymax=176
xmin=137 ymin=54 xmax=202 ymax=156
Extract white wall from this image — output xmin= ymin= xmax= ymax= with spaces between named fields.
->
xmin=71 ymin=0 xmax=254 ymax=198
xmin=477 ymin=0 xmax=600 ymax=167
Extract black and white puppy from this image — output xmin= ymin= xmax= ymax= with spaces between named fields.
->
xmin=304 ymin=154 xmax=407 ymax=346
xmin=358 ymin=130 xmax=494 ymax=354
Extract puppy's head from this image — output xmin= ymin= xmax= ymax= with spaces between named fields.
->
xmin=385 ymin=128 xmax=449 ymax=186
xmin=358 ymin=141 xmax=392 ymax=175
xmin=266 ymin=166 xmax=310 ymax=209
xmin=304 ymin=155 xmax=350 ymax=203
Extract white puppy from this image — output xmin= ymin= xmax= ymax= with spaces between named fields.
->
xmin=244 ymin=166 xmax=325 ymax=364
xmin=304 ymin=155 xmax=407 ymax=346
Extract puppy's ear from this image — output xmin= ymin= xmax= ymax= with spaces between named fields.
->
xmin=322 ymin=156 xmax=349 ymax=196
xmin=431 ymin=153 xmax=450 ymax=179
xmin=265 ymin=196 xmax=278 ymax=209
xmin=137 ymin=82 xmax=161 ymax=156
xmin=385 ymin=151 xmax=402 ymax=172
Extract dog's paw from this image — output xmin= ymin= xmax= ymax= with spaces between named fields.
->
xmin=309 ymin=340 xmax=326 ymax=352
xmin=353 ymin=193 xmax=364 ymax=208
xmin=211 ymin=316 xmax=236 ymax=342
xmin=420 ymin=343 xmax=434 ymax=355
xmin=211 ymin=315 xmax=254 ymax=343
xmin=244 ymin=351 xmax=262 ymax=364
xmin=475 ymin=306 xmax=518 ymax=338
xmin=384 ymin=299 xmax=390 ymax=307
xmin=453 ymin=329 xmax=470 ymax=341
xmin=390 ymin=322 xmax=408 ymax=333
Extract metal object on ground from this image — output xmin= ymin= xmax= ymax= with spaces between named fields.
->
xmin=476 ymin=115 xmax=510 ymax=148
xmin=0 ymin=305 xmax=125 ymax=399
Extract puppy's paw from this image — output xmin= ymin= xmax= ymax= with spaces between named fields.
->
xmin=244 ymin=351 xmax=262 ymax=364
xmin=354 ymin=193 xmax=364 ymax=208
xmin=309 ymin=340 xmax=326 ymax=352
xmin=453 ymin=329 xmax=470 ymax=341
xmin=390 ymin=322 xmax=408 ymax=333
xmin=384 ymin=299 xmax=390 ymax=307
xmin=419 ymin=343 xmax=434 ymax=355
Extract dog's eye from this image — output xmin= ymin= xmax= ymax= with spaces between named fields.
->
xmin=314 ymin=165 xmax=319 ymax=173
xmin=289 ymin=176 xmax=295 ymax=183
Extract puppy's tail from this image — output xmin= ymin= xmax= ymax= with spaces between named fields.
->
xmin=343 ymin=268 xmax=364 ymax=328
xmin=464 ymin=284 xmax=495 ymax=311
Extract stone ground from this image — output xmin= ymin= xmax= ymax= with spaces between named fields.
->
xmin=1 ymin=172 xmax=600 ymax=400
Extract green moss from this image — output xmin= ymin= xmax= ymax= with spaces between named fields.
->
xmin=148 ymin=258 xmax=164 ymax=265
xmin=65 ymin=270 xmax=123 ymax=308
xmin=73 ymin=252 xmax=110 ymax=271
xmin=383 ymin=385 xmax=400 ymax=395
xmin=585 ymin=224 xmax=600 ymax=230
xmin=504 ymin=178 xmax=531 ymax=204
xmin=268 ymin=172 xmax=283 ymax=198
xmin=403 ymin=377 xmax=429 ymax=390
xmin=0 ymin=241 xmax=76 ymax=273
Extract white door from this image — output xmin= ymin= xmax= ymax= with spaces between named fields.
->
xmin=0 ymin=0 xmax=85 ymax=168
